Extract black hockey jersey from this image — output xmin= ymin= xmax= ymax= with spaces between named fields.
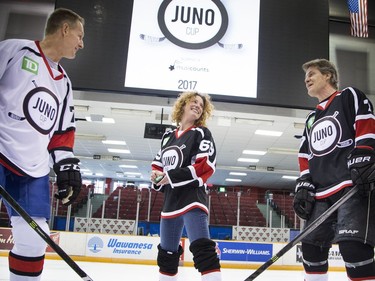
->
xmin=298 ymin=87 xmax=375 ymax=199
xmin=151 ymin=125 xmax=216 ymax=218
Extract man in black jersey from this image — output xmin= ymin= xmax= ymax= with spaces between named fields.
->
xmin=151 ymin=91 xmax=222 ymax=281
xmin=293 ymin=59 xmax=375 ymax=281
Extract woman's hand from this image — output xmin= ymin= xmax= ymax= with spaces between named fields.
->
xmin=150 ymin=170 xmax=165 ymax=184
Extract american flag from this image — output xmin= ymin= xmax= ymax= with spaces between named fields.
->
xmin=347 ymin=0 xmax=368 ymax=37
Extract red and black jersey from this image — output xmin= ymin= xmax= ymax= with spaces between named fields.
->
xmin=298 ymin=87 xmax=375 ymax=199
xmin=151 ymin=125 xmax=216 ymax=218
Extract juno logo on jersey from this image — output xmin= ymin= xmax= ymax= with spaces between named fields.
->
xmin=23 ymin=87 xmax=59 ymax=135
xmin=22 ymin=56 xmax=39 ymax=75
xmin=161 ymin=146 xmax=183 ymax=170
xmin=158 ymin=0 xmax=228 ymax=49
xmin=309 ymin=114 xmax=341 ymax=156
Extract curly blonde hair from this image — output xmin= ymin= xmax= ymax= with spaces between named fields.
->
xmin=171 ymin=91 xmax=214 ymax=127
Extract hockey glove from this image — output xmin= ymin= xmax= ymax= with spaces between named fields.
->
xmin=53 ymin=158 xmax=82 ymax=206
xmin=293 ymin=175 xmax=316 ymax=220
xmin=347 ymin=148 xmax=375 ymax=196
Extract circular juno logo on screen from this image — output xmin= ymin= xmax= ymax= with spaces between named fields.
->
xmin=158 ymin=0 xmax=228 ymax=49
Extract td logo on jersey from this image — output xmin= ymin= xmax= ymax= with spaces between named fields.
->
xmin=162 ymin=146 xmax=183 ymax=170
xmin=23 ymin=87 xmax=59 ymax=135
xmin=22 ymin=56 xmax=39 ymax=75
xmin=158 ymin=0 xmax=228 ymax=49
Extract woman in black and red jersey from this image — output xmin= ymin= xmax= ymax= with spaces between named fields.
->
xmin=150 ymin=91 xmax=221 ymax=281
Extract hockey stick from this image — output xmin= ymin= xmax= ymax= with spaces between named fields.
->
xmin=244 ymin=184 xmax=360 ymax=281
xmin=0 ymin=185 xmax=94 ymax=281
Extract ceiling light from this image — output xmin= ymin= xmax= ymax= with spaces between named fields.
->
xmin=225 ymin=178 xmax=242 ymax=182
xmin=95 ymin=173 xmax=104 ymax=177
xmin=85 ymin=114 xmax=102 ymax=122
xmin=102 ymin=140 xmax=126 ymax=145
xmin=235 ymin=118 xmax=273 ymax=126
xmin=243 ymin=150 xmax=267 ymax=155
xmin=80 ymin=168 xmax=91 ymax=172
xmin=85 ymin=115 xmax=115 ymax=123
xmin=125 ymin=172 xmax=142 ymax=175
xmin=75 ymin=133 xmax=106 ymax=141
xmin=255 ymin=129 xmax=283 ymax=137
xmin=282 ymin=175 xmax=299 ymax=180
xmin=268 ymin=147 xmax=298 ymax=155
xmin=119 ymin=165 xmax=138 ymax=168
xmin=102 ymin=117 xmax=115 ymax=123
xmin=229 ymin=172 xmax=247 ymax=176
xmin=74 ymin=105 xmax=89 ymax=112
xmin=111 ymin=107 xmax=152 ymax=116
xmin=107 ymin=148 xmax=130 ymax=154
xmin=238 ymin=158 xmax=259 ymax=163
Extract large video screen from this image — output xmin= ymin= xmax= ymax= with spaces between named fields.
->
xmin=55 ymin=0 xmax=328 ymax=109
xmin=125 ymin=0 xmax=260 ymax=99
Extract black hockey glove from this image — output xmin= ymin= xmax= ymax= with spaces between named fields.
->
xmin=53 ymin=158 xmax=82 ymax=206
xmin=347 ymin=148 xmax=375 ymax=196
xmin=293 ymin=175 xmax=316 ymax=220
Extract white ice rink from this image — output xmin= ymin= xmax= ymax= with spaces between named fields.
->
xmin=0 ymin=257 xmax=349 ymax=281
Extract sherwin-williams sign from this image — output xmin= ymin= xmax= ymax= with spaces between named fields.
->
xmin=217 ymin=241 xmax=272 ymax=262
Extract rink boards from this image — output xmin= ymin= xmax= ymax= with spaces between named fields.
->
xmin=0 ymin=227 xmax=346 ymax=271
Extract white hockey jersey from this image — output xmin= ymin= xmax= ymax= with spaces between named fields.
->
xmin=0 ymin=39 xmax=76 ymax=177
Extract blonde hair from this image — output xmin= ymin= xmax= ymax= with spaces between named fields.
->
xmin=171 ymin=91 xmax=214 ymax=127
xmin=45 ymin=8 xmax=85 ymax=36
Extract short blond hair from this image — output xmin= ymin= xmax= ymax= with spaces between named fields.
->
xmin=45 ymin=8 xmax=84 ymax=36
xmin=171 ymin=91 xmax=214 ymax=127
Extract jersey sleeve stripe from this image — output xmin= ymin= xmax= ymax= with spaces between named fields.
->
xmin=356 ymin=133 xmax=375 ymax=143
xmin=47 ymin=130 xmax=75 ymax=151
xmin=151 ymin=162 xmax=163 ymax=171
xmin=347 ymin=87 xmax=359 ymax=113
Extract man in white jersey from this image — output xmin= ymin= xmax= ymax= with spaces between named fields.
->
xmin=0 ymin=8 xmax=84 ymax=280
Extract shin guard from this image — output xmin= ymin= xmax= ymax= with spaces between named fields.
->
xmin=157 ymin=244 xmax=183 ymax=276
xmin=339 ymin=241 xmax=375 ymax=280
xmin=189 ymin=238 xmax=221 ymax=275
